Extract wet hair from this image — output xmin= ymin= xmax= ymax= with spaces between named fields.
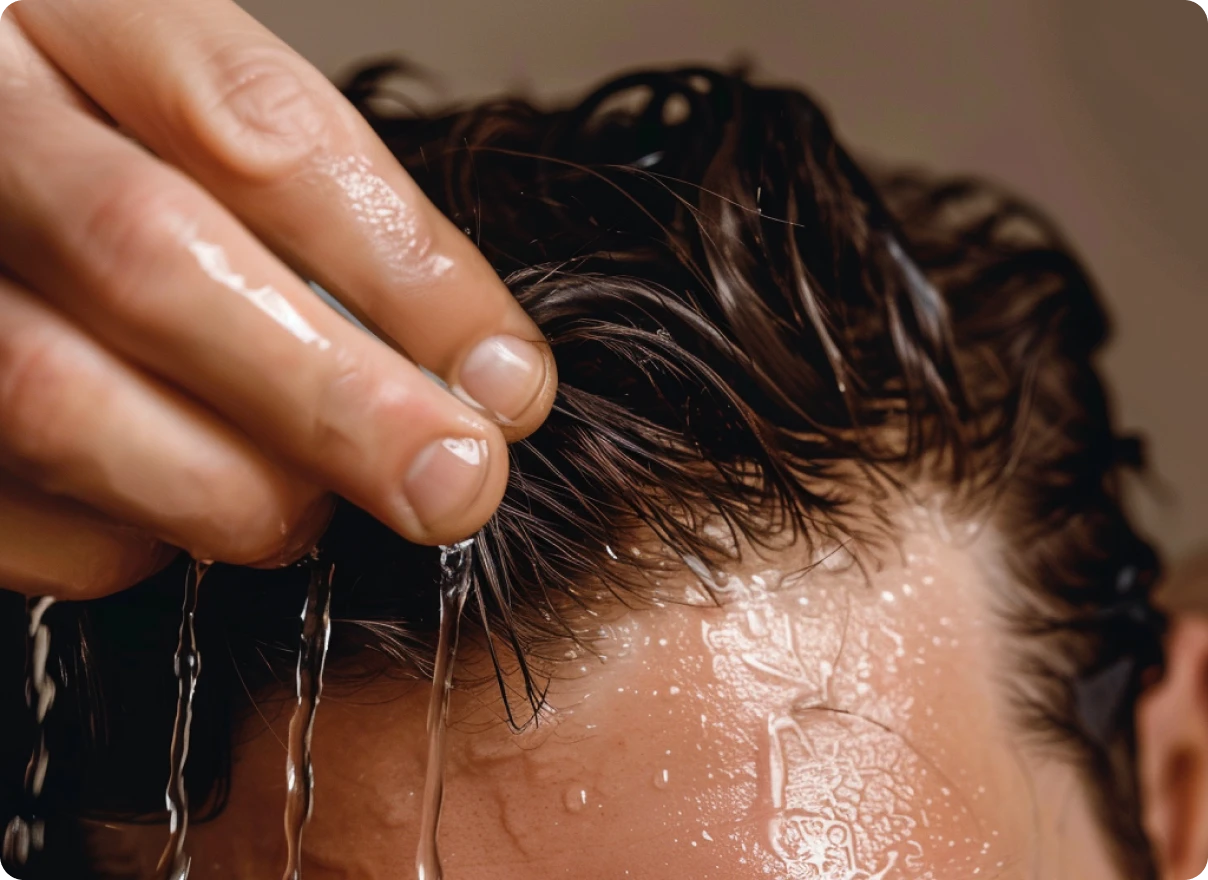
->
xmin=0 ymin=64 xmax=1163 ymax=878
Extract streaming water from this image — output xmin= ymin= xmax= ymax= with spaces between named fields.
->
xmin=281 ymin=561 xmax=335 ymax=880
xmin=156 ymin=560 xmax=208 ymax=880
xmin=1 ymin=596 xmax=57 ymax=871
xmin=415 ymin=540 xmax=475 ymax=880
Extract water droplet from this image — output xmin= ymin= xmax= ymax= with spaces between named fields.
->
xmin=653 ymin=768 xmax=671 ymax=789
xmin=563 ymin=787 xmax=589 ymax=813
xmin=820 ymin=544 xmax=854 ymax=571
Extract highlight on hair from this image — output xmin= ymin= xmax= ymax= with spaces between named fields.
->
xmin=0 ymin=64 xmax=1162 ymax=879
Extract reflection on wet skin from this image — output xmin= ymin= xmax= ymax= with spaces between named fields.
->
xmin=768 ymin=716 xmax=907 ymax=880
xmin=670 ymin=531 xmax=1003 ymax=879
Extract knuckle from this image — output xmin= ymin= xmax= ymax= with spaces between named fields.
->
xmin=191 ymin=43 xmax=335 ymax=181
xmin=309 ymin=350 xmax=428 ymax=481
xmin=0 ymin=330 xmax=78 ymax=472
xmin=307 ymin=349 xmax=466 ymax=514
xmin=80 ymin=173 xmax=193 ymax=317
xmin=308 ymin=349 xmax=379 ymax=460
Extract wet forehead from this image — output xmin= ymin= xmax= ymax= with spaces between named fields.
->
xmin=442 ymin=533 xmax=1028 ymax=877
xmin=182 ymin=528 xmax=1037 ymax=879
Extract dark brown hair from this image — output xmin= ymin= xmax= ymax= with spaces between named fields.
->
xmin=0 ymin=64 xmax=1162 ymax=879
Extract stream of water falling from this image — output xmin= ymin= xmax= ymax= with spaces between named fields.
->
xmin=415 ymin=540 xmax=475 ymax=880
xmin=156 ymin=560 xmax=208 ymax=880
xmin=281 ymin=561 xmax=335 ymax=880
xmin=1 ymin=596 xmax=57 ymax=870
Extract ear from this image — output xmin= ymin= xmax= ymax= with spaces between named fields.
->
xmin=1137 ymin=616 xmax=1208 ymax=880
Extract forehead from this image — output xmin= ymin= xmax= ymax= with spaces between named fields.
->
xmin=187 ymin=531 xmax=1037 ymax=879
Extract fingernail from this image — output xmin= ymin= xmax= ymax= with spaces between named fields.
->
xmin=457 ymin=335 xmax=547 ymax=423
xmin=403 ymin=436 xmax=490 ymax=532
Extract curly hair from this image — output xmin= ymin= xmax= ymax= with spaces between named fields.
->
xmin=0 ymin=64 xmax=1163 ymax=879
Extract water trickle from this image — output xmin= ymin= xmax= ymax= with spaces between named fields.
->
xmin=281 ymin=561 xmax=335 ymax=880
xmin=2 ymin=596 xmax=57 ymax=872
xmin=156 ymin=560 xmax=208 ymax=880
xmin=415 ymin=540 xmax=475 ymax=880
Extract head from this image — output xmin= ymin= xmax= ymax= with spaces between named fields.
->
xmin=2 ymin=64 xmax=1202 ymax=880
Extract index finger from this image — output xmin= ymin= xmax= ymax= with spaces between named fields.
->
xmin=14 ymin=0 xmax=557 ymax=438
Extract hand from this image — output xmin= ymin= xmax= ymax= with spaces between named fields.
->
xmin=0 ymin=0 xmax=555 ymax=599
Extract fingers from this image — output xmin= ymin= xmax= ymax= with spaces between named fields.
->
xmin=0 ymin=100 xmax=507 ymax=545
xmin=0 ymin=474 xmax=176 ymax=600
xmin=14 ymin=0 xmax=557 ymax=439
xmin=0 ymin=276 xmax=333 ymax=567
xmin=0 ymin=9 xmax=105 ymax=118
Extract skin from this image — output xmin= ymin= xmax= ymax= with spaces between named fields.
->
xmin=97 ymin=516 xmax=1137 ymax=879
xmin=0 ymin=0 xmax=557 ymax=599
xmin=2 ymin=3 xmax=1200 ymax=871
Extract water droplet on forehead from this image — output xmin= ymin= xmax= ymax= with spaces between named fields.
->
xmin=819 ymin=544 xmax=855 ymax=571
xmin=563 ymin=787 xmax=589 ymax=813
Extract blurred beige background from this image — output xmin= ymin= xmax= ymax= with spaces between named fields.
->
xmin=237 ymin=0 xmax=1207 ymax=563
